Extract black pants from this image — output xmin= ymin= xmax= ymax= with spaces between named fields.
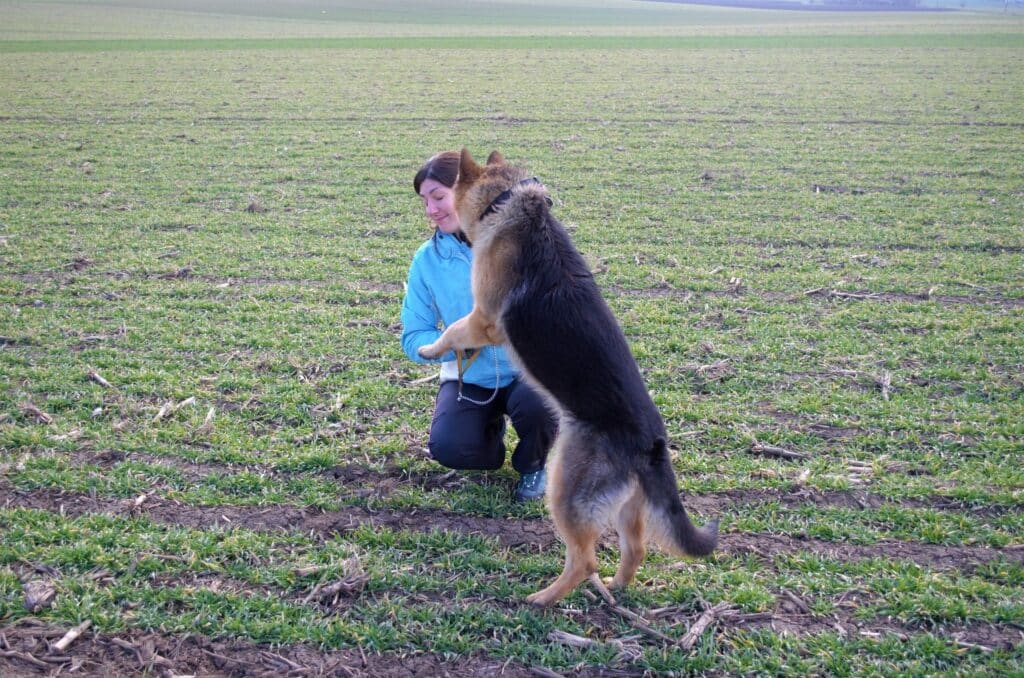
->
xmin=428 ymin=379 xmax=556 ymax=475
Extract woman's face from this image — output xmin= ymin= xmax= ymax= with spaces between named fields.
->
xmin=419 ymin=178 xmax=459 ymax=234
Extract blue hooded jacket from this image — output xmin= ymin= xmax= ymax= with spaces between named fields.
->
xmin=400 ymin=231 xmax=518 ymax=388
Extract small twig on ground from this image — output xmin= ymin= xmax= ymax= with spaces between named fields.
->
xmin=831 ymin=290 xmax=881 ymax=300
xmin=87 ymin=367 xmax=112 ymax=389
xmin=954 ymin=640 xmax=994 ymax=653
xmin=174 ymin=396 xmax=196 ymax=411
xmin=679 ymin=601 xmax=733 ymax=651
xmin=859 ymin=629 xmax=908 ymax=641
xmin=647 ymin=604 xmax=688 ymax=619
xmin=294 ymin=423 xmax=346 ymax=444
xmin=723 ymin=611 xmax=774 ymax=624
xmin=51 ymin=619 xmax=91 ymax=653
xmin=304 ymin=577 xmax=366 ymax=603
xmin=750 ymin=441 xmax=809 ymax=461
xmin=202 ymin=648 xmax=253 ymax=667
xmin=780 ymin=590 xmax=812 ymax=614
xmin=608 ymin=604 xmax=677 ymax=645
xmin=587 ymin=579 xmax=676 ymax=645
xmin=588 ymin=573 xmax=617 ymax=606
xmin=195 ymin=406 xmax=216 ymax=433
xmin=847 ymin=460 xmax=874 ymax=487
xmin=874 ymin=371 xmax=892 ymax=401
xmin=0 ymin=650 xmax=49 ymax=668
xmin=153 ymin=401 xmax=174 ymax=422
xmin=589 ymin=576 xmax=727 ymax=648
xmin=548 ymin=629 xmax=643 ymax=663
xmin=302 ymin=558 xmax=368 ymax=604
xmin=262 ymin=650 xmax=303 ymax=671
xmin=38 ymin=654 xmax=72 ymax=664
xmin=110 ymin=637 xmax=142 ymax=663
xmin=19 ymin=403 xmax=53 ymax=425
xmin=694 ymin=359 xmax=731 ymax=380
xmin=408 ymin=373 xmax=440 ymax=385
xmin=548 ymin=629 xmax=598 ymax=649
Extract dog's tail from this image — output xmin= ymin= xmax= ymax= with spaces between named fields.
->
xmin=639 ymin=438 xmax=718 ymax=557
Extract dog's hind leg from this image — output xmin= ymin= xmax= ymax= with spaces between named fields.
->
xmin=526 ymin=521 xmax=600 ymax=608
xmin=608 ymin=487 xmax=646 ymax=591
xmin=526 ymin=438 xmax=601 ymax=607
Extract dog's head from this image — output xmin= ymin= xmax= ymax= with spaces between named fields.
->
xmin=453 ymin=149 xmax=530 ymax=242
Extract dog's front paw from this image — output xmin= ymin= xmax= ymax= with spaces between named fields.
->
xmin=417 ymin=342 xmax=445 ymax=360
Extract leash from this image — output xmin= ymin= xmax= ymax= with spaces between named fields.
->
xmin=456 ymin=347 xmax=501 ymax=406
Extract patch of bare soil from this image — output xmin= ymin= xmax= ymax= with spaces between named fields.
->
xmin=0 ymin=618 xmax=539 ymax=677
xmin=64 ymin=447 xmax=1024 ymax=522
xmin=721 ymin=530 xmax=1023 ymax=575
xmin=640 ymin=596 xmax=1024 ymax=656
xmin=3 ymin=482 xmax=1020 ymax=578
xmin=0 ymin=481 xmax=558 ymax=551
xmin=611 ymin=284 xmax=1024 ymax=308
xmin=2 ymin=585 xmax=1019 ymax=678
xmin=4 ymin=270 xmax=404 ymax=299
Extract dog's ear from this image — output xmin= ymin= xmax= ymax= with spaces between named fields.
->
xmin=458 ymin=148 xmax=483 ymax=185
xmin=486 ymin=150 xmax=505 ymax=166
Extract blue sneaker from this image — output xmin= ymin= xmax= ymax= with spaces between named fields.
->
xmin=514 ymin=468 xmax=546 ymax=502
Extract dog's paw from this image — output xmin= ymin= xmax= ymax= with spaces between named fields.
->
xmin=417 ymin=342 xmax=444 ymax=360
xmin=525 ymin=590 xmax=557 ymax=608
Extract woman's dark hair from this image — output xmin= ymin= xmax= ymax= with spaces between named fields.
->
xmin=413 ymin=151 xmax=460 ymax=194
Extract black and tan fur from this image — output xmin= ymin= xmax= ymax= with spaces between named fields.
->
xmin=419 ymin=149 xmax=718 ymax=606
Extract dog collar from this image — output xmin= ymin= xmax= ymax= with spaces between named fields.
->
xmin=479 ymin=177 xmax=551 ymax=220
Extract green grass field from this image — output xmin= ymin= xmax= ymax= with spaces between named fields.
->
xmin=1 ymin=1 xmax=1023 ymax=675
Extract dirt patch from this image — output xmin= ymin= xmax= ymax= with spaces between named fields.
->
xmin=721 ymin=530 xmax=1023 ymax=575
xmin=611 ymin=284 xmax=1024 ymax=309
xmin=3 ymin=590 xmax=1019 ymax=678
xmin=4 ymin=482 xmax=1020 ymax=577
xmin=647 ymin=599 xmax=1024 ymax=655
xmin=60 ymin=447 xmax=1024 ymax=521
xmin=0 ymin=618 xmax=540 ymax=677
xmin=0 ymin=481 xmax=559 ymax=551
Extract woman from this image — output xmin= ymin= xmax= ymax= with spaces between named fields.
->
xmin=400 ymin=151 xmax=555 ymax=502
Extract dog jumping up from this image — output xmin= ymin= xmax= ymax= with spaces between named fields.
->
xmin=418 ymin=149 xmax=718 ymax=606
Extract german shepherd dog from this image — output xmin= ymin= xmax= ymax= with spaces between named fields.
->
xmin=418 ymin=149 xmax=718 ymax=606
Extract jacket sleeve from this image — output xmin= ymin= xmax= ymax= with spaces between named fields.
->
xmin=400 ymin=256 xmax=456 ymax=364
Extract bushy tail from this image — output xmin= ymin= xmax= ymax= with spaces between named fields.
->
xmin=640 ymin=438 xmax=718 ymax=557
